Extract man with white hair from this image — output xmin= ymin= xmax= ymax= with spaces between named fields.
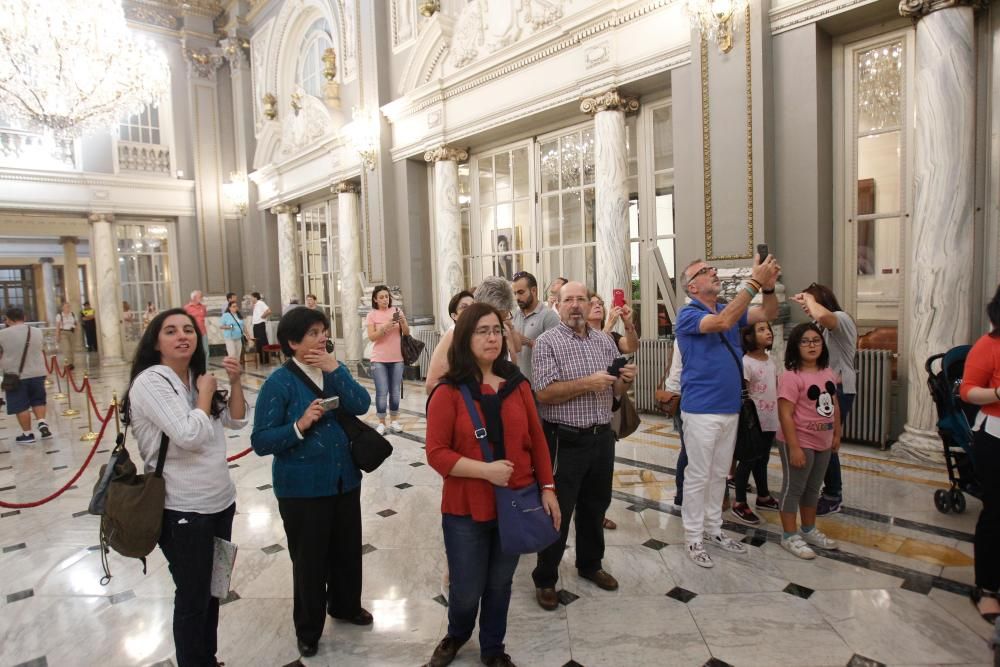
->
xmin=183 ymin=289 xmax=209 ymax=359
xmin=675 ymin=255 xmax=779 ymax=568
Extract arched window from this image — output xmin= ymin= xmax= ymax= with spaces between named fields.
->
xmin=298 ymin=19 xmax=333 ymax=98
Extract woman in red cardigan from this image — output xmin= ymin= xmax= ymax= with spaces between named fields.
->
xmin=423 ymin=303 xmax=559 ymax=667
xmin=960 ymin=283 xmax=1000 ymax=623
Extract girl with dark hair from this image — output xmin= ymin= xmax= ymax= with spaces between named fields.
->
xmin=775 ymin=322 xmax=841 ymax=560
xmin=729 ymin=321 xmax=780 ymax=525
xmin=423 ymin=303 xmax=559 ymax=667
xmin=122 ymin=308 xmax=247 ymax=667
xmin=792 ymin=283 xmax=857 ymax=517
xmin=366 ymin=285 xmax=409 ymax=434
xmin=959 ymin=282 xmax=1000 ymax=623
xmin=251 ymin=306 xmax=373 ymax=657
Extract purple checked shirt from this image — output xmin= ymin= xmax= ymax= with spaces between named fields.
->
xmin=532 ymin=322 xmax=619 ymax=428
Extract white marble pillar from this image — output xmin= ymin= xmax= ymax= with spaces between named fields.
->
xmin=39 ymin=257 xmax=58 ymax=325
xmin=581 ymin=89 xmax=637 ymax=303
xmin=336 ymin=182 xmax=364 ymax=363
xmin=271 ymin=205 xmax=300 ymax=310
xmin=424 ymin=146 xmax=469 ymax=332
xmin=60 ymin=237 xmax=81 ymax=352
xmin=895 ymin=0 xmax=979 ymax=462
xmin=89 ymin=213 xmax=125 ymax=365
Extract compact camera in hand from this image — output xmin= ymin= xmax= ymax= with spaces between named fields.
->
xmin=319 ymin=396 xmax=340 ymax=411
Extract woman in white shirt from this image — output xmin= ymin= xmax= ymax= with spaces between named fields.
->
xmin=122 ymin=308 xmax=247 ymax=667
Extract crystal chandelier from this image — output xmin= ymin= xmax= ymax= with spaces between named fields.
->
xmin=687 ymin=0 xmax=741 ymax=54
xmin=857 ymin=42 xmax=903 ymax=131
xmin=0 ymin=0 xmax=170 ymax=138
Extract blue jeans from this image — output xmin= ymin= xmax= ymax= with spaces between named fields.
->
xmin=821 ymin=386 xmax=855 ymax=500
xmin=442 ymin=514 xmax=520 ymax=658
xmin=371 ymin=361 xmax=403 ymax=418
xmin=159 ymin=502 xmax=236 ymax=667
xmin=673 ymin=413 xmax=687 ymax=504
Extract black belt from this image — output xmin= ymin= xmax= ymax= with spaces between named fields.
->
xmin=544 ymin=420 xmax=611 ymax=437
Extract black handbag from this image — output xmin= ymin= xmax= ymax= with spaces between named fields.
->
xmin=401 ymin=334 xmax=425 ymax=366
xmin=458 ymin=384 xmax=559 ymax=555
xmin=283 ymin=361 xmax=393 ymax=473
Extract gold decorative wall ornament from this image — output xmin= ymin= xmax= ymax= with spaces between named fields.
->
xmin=419 ymin=0 xmax=441 ymax=18
xmin=344 ymin=106 xmax=380 ymax=171
xmin=290 ymin=91 xmax=303 ymax=115
xmin=322 ymin=47 xmax=341 ymax=108
xmin=687 ymin=0 xmax=740 ymax=54
xmin=700 ymin=0 xmax=754 ymax=260
xmin=0 ymin=0 xmax=169 ymax=137
xmin=262 ymin=92 xmax=277 ymax=120
xmin=423 ymin=146 xmax=470 ymax=163
xmin=322 ymin=48 xmax=338 ymax=81
xmin=898 ymin=0 xmax=989 ymax=18
xmin=579 ymin=88 xmax=640 ymax=115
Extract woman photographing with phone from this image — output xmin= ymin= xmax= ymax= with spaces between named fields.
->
xmin=250 ymin=307 xmax=373 ymax=658
xmin=366 ymin=285 xmax=409 ymax=434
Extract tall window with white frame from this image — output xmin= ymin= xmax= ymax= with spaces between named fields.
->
xmin=848 ymin=34 xmax=910 ymax=324
xmin=299 ymin=19 xmax=333 ymax=98
xmin=476 ymin=144 xmax=532 ymax=282
xmin=119 ymin=105 xmax=161 ymax=145
xmin=116 ymin=224 xmax=172 ymax=315
xmin=538 ymin=125 xmax=597 ymax=290
xmin=298 ymin=202 xmax=343 ymax=338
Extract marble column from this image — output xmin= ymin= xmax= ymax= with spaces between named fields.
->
xmin=271 ymin=205 xmax=300 ymax=309
xmin=60 ymin=237 xmax=81 ymax=352
xmin=895 ymin=0 xmax=980 ymax=462
xmin=581 ymin=89 xmax=637 ymax=303
xmin=336 ymin=182 xmax=364 ymax=363
xmin=39 ymin=257 xmax=57 ymax=325
xmin=89 ymin=213 xmax=125 ymax=365
xmin=424 ymin=146 xmax=469 ymax=332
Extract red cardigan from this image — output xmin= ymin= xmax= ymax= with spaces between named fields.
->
xmin=960 ymin=333 xmax=1000 ymax=418
xmin=426 ymin=381 xmax=555 ymax=521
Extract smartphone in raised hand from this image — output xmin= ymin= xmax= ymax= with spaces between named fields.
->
xmin=756 ymin=244 xmax=769 ymax=264
xmin=612 ymin=289 xmax=626 ymax=309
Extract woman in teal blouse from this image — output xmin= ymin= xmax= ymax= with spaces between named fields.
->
xmin=250 ymin=307 xmax=372 ymax=659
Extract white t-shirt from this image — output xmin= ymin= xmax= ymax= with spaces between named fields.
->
xmin=743 ymin=353 xmax=779 ymax=432
xmin=127 ymin=365 xmax=247 ymax=513
xmin=56 ymin=312 xmax=77 ymax=330
xmin=252 ymin=300 xmax=269 ymax=325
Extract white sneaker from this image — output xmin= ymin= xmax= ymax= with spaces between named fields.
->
xmin=376 ymin=423 xmax=387 ymax=435
xmin=801 ymin=528 xmax=838 ymax=550
xmin=704 ymin=531 xmax=748 ymax=554
xmin=781 ymin=534 xmax=817 ymax=560
xmin=389 ymin=421 xmax=404 ymax=433
xmin=687 ymin=541 xmax=714 ymax=568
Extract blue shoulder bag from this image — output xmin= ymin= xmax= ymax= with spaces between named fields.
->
xmin=457 ymin=384 xmax=560 ymax=555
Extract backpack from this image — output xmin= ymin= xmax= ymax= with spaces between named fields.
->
xmin=89 ymin=372 xmax=175 ymax=584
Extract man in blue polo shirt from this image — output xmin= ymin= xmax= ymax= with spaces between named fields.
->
xmin=676 ymin=256 xmax=779 ymax=568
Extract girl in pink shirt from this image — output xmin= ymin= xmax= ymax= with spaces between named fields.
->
xmin=366 ymin=285 xmax=409 ymax=434
xmin=776 ymin=322 xmax=841 ymax=560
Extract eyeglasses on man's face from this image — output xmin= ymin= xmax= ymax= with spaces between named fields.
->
xmin=690 ymin=265 xmax=717 ymax=280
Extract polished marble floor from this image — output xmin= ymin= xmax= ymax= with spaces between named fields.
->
xmin=0 ymin=357 xmax=997 ymax=666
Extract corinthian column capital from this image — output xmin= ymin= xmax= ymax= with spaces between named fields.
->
xmin=270 ymin=204 xmax=299 ymax=215
xmin=899 ymin=0 xmax=988 ymax=18
xmin=333 ymin=181 xmax=360 ymax=194
xmin=88 ymin=213 xmax=114 ymax=224
xmin=580 ymin=88 xmax=639 ymax=115
xmin=423 ymin=145 xmax=469 ymax=163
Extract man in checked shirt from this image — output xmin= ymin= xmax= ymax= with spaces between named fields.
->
xmin=530 ymin=281 xmax=638 ymax=610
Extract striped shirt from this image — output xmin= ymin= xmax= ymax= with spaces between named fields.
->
xmin=532 ymin=322 xmax=618 ymax=428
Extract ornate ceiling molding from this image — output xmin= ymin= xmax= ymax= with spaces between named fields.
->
xmin=123 ymin=2 xmax=180 ymax=30
xmin=898 ymin=0 xmax=989 ymax=18
xmin=423 ymin=145 xmax=469 ymax=162
xmin=579 ymin=88 xmax=639 ymax=115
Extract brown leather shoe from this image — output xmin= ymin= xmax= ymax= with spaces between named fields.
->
xmin=426 ymin=635 xmax=466 ymax=667
xmin=535 ymin=586 xmax=559 ymax=611
xmin=602 ymin=517 xmax=617 ymax=530
xmin=580 ymin=569 xmax=619 ymax=591
xmin=331 ymin=607 xmax=373 ymax=625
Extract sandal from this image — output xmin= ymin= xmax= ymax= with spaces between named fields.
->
xmin=970 ymin=587 xmax=1000 ymax=623
xmin=602 ymin=517 xmax=617 ymax=530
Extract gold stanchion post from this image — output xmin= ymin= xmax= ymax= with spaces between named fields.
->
xmin=62 ymin=375 xmax=80 ymax=417
xmin=80 ymin=374 xmax=97 ymax=440
xmin=51 ymin=363 xmax=66 ymax=400
xmin=112 ymin=392 xmax=121 ymax=437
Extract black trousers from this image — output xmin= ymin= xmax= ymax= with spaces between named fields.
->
xmin=253 ymin=322 xmax=269 ymax=364
xmin=532 ymin=422 xmax=615 ymax=589
xmin=158 ymin=502 xmax=236 ymax=667
xmin=973 ymin=427 xmax=1000 ymax=591
xmin=277 ymin=488 xmax=363 ymax=645
xmin=82 ymin=321 xmax=98 ymax=352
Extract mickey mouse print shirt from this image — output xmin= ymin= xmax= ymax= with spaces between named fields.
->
xmin=776 ymin=368 xmax=839 ymax=451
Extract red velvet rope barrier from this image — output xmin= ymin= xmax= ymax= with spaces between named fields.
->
xmin=66 ymin=369 xmax=87 ymax=393
xmin=226 ymin=447 xmax=253 ymax=462
xmin=0 ymin=405 xmax=115 ymax=509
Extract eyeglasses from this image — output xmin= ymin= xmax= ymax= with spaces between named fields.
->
xmin=798 ymin=338 xmax=823 ymax=347
xmin=473 ymin=326 xmax=504 ymax=337
xmin=690 ymin=265 xmax=717 ymax=279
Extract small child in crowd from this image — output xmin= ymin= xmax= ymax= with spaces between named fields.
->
xmin=776 ymin=322 xmax=842 ymax=559
xmin=729 ymin=321 xmax=780 ymax=525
